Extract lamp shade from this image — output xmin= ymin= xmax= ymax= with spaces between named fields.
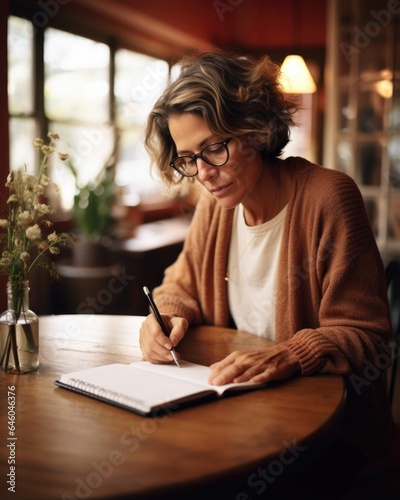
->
xmin=279 ymin=55 xmax=317 ymax=94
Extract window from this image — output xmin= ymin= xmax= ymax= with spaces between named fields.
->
xmin=114 ymin=50 xmax=169 ymax=200
xmin=8 ymin=16 xmax=37 ymax=174
xmin=8 ymin=17 xmax=169 ymax=212
xmin=324 ymin=0 xmax=400 ymax=255
xmin=44 ymin=28 xmax=113 ymax=210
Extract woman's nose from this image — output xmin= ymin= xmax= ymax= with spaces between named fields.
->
xmin=196 ymin=158 xmax=218 ymax=182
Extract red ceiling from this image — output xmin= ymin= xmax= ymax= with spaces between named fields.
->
xmin=10 ymin=0 xmax=327 ymax=62
xmin=57 ymin=0 xmax=327 ymax=60
xmin=117 ymin=0 xmax=327 ymax=49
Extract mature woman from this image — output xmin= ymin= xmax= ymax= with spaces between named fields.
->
xmin=140 ymin=51 xmax=398 ymax=497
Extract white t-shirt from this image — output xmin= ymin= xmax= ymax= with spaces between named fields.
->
xmin=227 ymin=204 xmax=287 ymax=340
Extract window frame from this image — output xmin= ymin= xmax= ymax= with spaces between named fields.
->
xmin=8 ymin=7 xmax=172 ymax=215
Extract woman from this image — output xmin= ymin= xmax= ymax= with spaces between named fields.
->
xmin=140 ymin=51 xmax=398 ymax=496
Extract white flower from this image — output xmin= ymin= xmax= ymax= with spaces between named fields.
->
xmin=7 ymin=194 xmax=19 ymax=203
xmin=20 ymin=252 xmax=30 ymax=262
xmin=34 ymin=203 xmax=50 ymax=216
xmin=18 ymin=211 xmax=34 ymax=227
xmin=47 ymin=231 xmax=58 ymax=243
xmin=25 ymin=224 xmax=42 ymax=241
xmin=41 ymin=145 xmax=54 ymax=156
xmin=58 ymin=152 xmax=69 ymax=161
xmin=5 ymin=172 xmax=13 ymax=187
xmin=0 ymin=219 xmax=8 ymax=228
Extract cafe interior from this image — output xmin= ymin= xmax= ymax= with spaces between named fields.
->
xmin=2 ymin=0 xmax=400 ymax=410
xmin=0 ymin=0 xmax=400 ymax=498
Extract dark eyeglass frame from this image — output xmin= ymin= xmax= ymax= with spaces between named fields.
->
xmin=170 ymin=138 xmax=232 ymax=178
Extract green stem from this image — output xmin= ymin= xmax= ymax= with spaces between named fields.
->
xmin=26 ymin=239 xmax=63 ymax=275
xmin=0 ymin=331 xmax=11 ymax=368
xmin=9 ymin=325 xmax=21 ymax=373
xmin=22 ymin=321 xmax=37 ymax=354
xmin=26 ymin=242 xmax=56 ymax=275
xmin=0 ymin=325 xmax=21 ymax=373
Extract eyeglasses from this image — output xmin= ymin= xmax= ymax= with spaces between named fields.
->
xmin=170 ymin=138 xmax=232 ymax=178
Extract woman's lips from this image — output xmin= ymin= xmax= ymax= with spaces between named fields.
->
xmin=210 ymin=182 xmax=233 ymax=196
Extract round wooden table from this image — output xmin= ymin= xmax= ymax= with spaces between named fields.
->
xmin=0 ymin=315 xmax=345 ymax=499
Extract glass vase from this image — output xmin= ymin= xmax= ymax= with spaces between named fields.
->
xmin=0 ymin=281 xmax=39 ymax=374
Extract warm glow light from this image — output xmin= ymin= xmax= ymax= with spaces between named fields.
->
xmin=375 ymin=80 xmax=393 ymax=99
xmin=279 ymin=55 xmax=317 ymax=94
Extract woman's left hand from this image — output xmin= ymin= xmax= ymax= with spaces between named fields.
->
xmin=208 ymin=345 xmax=301 ymax=385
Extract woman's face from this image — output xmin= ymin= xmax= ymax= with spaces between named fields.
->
xmin=168 ymin=113 xmax=264 ymax=210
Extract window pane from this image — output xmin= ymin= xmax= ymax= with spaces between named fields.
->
xmin=358 ymin=1 xmax=391 ymax=78
xmin=388 ymin=195 xmax=400 ymax=241
xmin=394 ymin=16 xmax=400 ymax=130
xmin=336 ymin=141 xmax=353 ymax=176
xmin=115 ymin=50 xmax=169 ymax=128
xmin=44 ymin=29 xmax=110 ymax=123
xmin=357 ymin=90 xmax=385 ymax=132
xmin=337 ymin=29 xmax=354 ymax=78
xmin=392 ymin=81 xmax=400 ymax=132
xmin=389 ymin=136 xmax=400 ymax=191
xmin=49 ymin=122 xmax=115 ymax=211
xmin=116 ymin=129 xmax=164 ymax=200
xmin=356 ymin=142 xmax=381 ymax=186
xmin=337 ymin=0 xmax=357 ymax=77
xmin=363 ymin=197 xmax=379 ymax=238
xmin=114 ymin=50 xmax=169 ymax=198
xmin=8 ymin=16 xmax=34 ymax=115
xmin=339 ymin=86 xmax=354 ymax=132
xmin=9 ymin=118 xmax=38 ymax=173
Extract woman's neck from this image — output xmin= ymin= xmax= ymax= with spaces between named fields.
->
xmin=242 ymin=159 xmax=284 ymax=226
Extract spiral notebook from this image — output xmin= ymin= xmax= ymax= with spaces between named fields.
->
xmin=55 ymin=360 xmax=264 ymax=416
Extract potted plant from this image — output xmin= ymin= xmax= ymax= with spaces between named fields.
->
xmin=67 ymin=159 xmax=116 ymax=267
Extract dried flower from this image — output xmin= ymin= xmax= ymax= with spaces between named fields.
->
xmin=47 ymin=231 xmax=58 ymax=243
xmin=25 ymin=224 xmax=42 ymax=241
xmin=20 ymin=251 xmax=30 ymax=262
xmin=34 ymin=203 xmax=50 ymax=216
xmin=58 ymin=152 xmax=70 ymax=161
xmin=0 ymin=133 xmax=74 ymax=284
xmin=47 ymin=132 xmax=60 ymax=140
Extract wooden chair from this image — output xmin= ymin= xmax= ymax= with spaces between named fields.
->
xmin=385 ymin=260 xmax=400 ymax=406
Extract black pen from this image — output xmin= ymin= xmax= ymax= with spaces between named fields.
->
xmin=143 ymin=286 xmax=180 ymax=367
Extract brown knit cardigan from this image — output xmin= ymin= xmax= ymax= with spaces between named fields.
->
xmin=153 ymin=157 xmax=395 ymax=461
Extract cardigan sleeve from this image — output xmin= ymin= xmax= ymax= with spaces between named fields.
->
xmin=278 ymin=164 xmax=392 ymax=377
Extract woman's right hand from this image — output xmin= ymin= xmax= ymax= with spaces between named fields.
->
xmin=139 ymin=314 xmax=188 ymax=364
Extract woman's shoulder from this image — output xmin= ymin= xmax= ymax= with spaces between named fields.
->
xmin=286 ymin=157 xmax=362 ymax=200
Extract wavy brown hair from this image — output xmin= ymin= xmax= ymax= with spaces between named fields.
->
xmin=145 ymin=51 xmax=298 ymax=188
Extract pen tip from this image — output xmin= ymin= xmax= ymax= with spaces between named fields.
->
xmin=143 ymin=286 xmax=149 ymax=294
xmin=171 ymin=349 xmax=180 ymax=367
